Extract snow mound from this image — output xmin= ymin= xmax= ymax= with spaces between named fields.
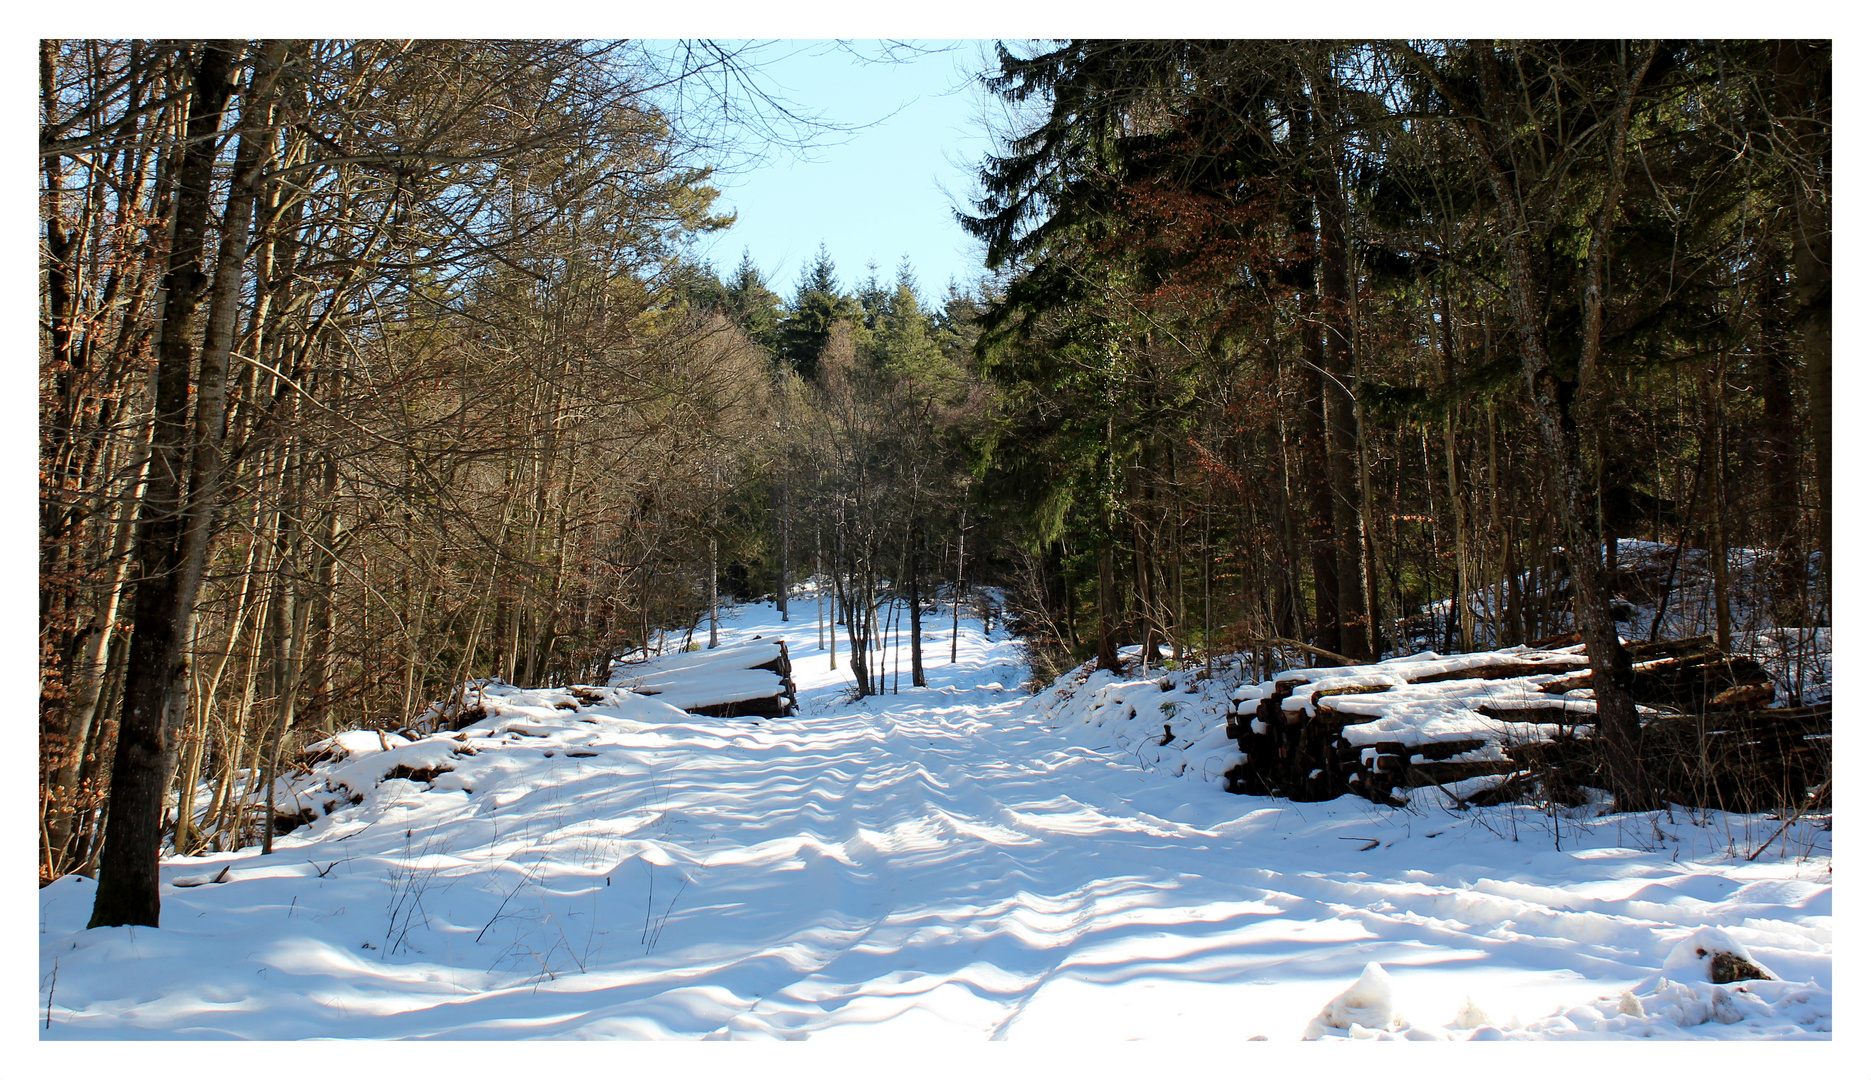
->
xmin=1661 ymin=926 xmax=1780 ymax=983
xmin=1302 ymin=963 xmax=1406 ymax=1039
xmin=302 ymin=729 xmax=411 ymax=760
xmin=1509 ymin=973 xmax=1830 ymax=1039
xmin=1301 ymin=929 xmax=1827 ymax=1041
xmin=270 ymin=682 xmax=697 ymax=832
xmin=1034 ymin=663 xmax=1245 ymax=787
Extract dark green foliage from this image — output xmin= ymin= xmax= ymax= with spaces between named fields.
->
xmin=777 ymin=244 xmax=858 ymax=379
xmin=955 ymin=38 xmax=1828 ymax=722
xmin=722 ymin=249 xmax=783 ymax=355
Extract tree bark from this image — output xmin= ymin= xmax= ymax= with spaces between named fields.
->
xmin=1459 ymin=40 xmax=1656 ymax=810
xmin=1315 ymin=87 xmax=1366 ymax=660
xmin=907 ymin=519 xmax=925 ymax=687
xmin=1297 ymin=226 xmax=1338 ymax=654
xmin=1436 ymin=286 xmax=1476 ymax=652
xmin=1095 ymin=545 xmax=1119 ymax=673
xmin=89 ymin=41 xmax=239 ymax=929
xmin=1755 ymin=239 xmax=1803 ymax=624
xmin=1773 ymin=41 xmax=1829 ymax=619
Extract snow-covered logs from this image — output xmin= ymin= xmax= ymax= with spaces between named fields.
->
xmin=606 ymin=638 xmax=799 ymax=718
xmin=1221 ymin=637 xmax=1824 ymax=810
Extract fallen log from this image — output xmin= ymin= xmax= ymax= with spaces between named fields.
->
xmin=1539 ymin=648 xmax=1775 ymax=710
xmin=1409 ymin=659 xmax=1589 ymax=684
xmin=1628 ymin=635 xmax=1714 ymax=661
xmin=608 ymin=638 xmax=798 ymax=718
xmin=1406 ymin=759 xmax=1520 ymax=787
xmin=1408 ymin=738 xmax=1489 ymax=762
xmin=1222 ymin=637 xmax=1821 ymax=814
xmin=1311 ymin=683 xmax=1397 ymax=708
xmin=1475 ymin=704 xmax=1593 ymax=726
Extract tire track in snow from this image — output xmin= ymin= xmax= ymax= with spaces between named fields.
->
xmin=39 ymin=601 xmax=1829 ymax=1039
xmin=653 ymin=682 xmax=1826 ymax=1040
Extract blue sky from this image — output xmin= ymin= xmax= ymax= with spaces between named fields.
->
xmin=686 ymin=41 xmax=1002 ymax=306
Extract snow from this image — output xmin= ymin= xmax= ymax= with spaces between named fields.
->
xmin=1661 ymin=926 xmax=1780 ymax=982
xmin=1414 ymin=539 xmax=1830 ymax=707
xmin=1035 ymin=645 xmax=1602 ymax=790
xmin=604 ymin=638 xmax=792 ymax=712
xmin=38 ymin=594 xmax=1831 ymax=1043
xmin=1293 ymin=932 xmax=1829 ymax=1041
xmin=1302 ymin=961 xmax=1401 ymax=1038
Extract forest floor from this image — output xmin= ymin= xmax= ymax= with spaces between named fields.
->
xmin=38 ymin=598 xmax=1832 ymax=1045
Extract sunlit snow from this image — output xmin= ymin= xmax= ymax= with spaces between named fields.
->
xmin=38 ymin=593 xmax=1830 ymax=1040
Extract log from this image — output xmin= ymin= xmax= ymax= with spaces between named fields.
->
xmin=1312 ymin=683 xmax=1396 ymax=706
xmin=1629 ymin=635 xmax=1714 ymax=661
xmin=1463 ymin=771 xmax=1538 ymax=807
xmin=1244 ymin=634 xmax=1828 ymax=812
xmin=1476 ymin=704 xmax=1592 ymax=726
xmin=1410 ymin=660 xmax=1588 ymax=684
xmin=1406 ymin=759 xmax=1520 ymax=786
xmin=1539 ymin=673 xmax=1593 ymax=694
xmin=1409 ymin=738 xmax=1489 ymax=762
xmin=609 ymin=639 xmax=797 ymax=718
xmin=1538 ymin=648 xmax=1775 ymax=710
xmin=1708 ymin=683 xmax=1775 ymax=710
xmin=1631 ymin=656 xmax=1775 ymax=709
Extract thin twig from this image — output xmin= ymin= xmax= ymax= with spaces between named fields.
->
xmin=646 ymin=878 xmax=689 ymax=953
xmin=476 ymin=871 xmax=531 ymax=943
xmin=1746 ymin=779 xmax=1830 ymax=862
xmin=1243 ymin=637 xmax=1359 ymax=668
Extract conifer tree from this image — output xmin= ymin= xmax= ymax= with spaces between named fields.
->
xmin=777 ymin=244 xmax=856 ymax=380
xmin=722 ymin=249 xmax=783 ymax=355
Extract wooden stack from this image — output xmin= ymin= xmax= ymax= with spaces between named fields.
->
xmin=608 ymin=637 xmax=799 ymax=718
xmin=1222 ymin=637 xmax=1826 ymax=811
xmin=1223 ymin=678 xmax=1368 ymax=802
xmin=1638 ymin=702 xmax=1830 ymax=812
xmin=1223 ymin=657 xmax=1585 ymax=804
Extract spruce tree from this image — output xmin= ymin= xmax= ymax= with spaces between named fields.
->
xmin=722 ymin=249 xmax=783 ymax=356
xmin=777 ymin=243 xmax=856 ymax=380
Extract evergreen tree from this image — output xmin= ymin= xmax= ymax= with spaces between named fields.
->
xmin=673 ymin=260 xmax=729 ymax=314
xmin=777 ymin=243 xmax=857 ymax=380
xmin=855 ymin=259 xmax=890 ymax=331
xmin=872 ymin=261 xmax=951 ymax=387
xmin=721 ymin=249 xmax=783 ymax=356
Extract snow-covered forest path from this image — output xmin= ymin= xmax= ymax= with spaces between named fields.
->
xmin=39 ymin=600 xmax=1830 ymax=1040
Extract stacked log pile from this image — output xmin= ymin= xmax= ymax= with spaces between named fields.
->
xmin=1222 ymin=637 xmax=1827 ymax=812
xmin=606 ymin=637 xmax=799 ymax=718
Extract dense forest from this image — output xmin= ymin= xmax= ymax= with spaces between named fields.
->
xmin=40 ymin=40 xmax=1827 ymax=927
xmin=959 ymin=40 xmax=1829 ymax=816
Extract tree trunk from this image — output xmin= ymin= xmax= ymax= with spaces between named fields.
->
xmin=1702 ymin=354 xmax=1732 ymax=652
xmin=908 ymin=520 xmax=925 ymax=687
xmin=1301 ymin=268 xmax=1338 ymax=654
xmin=1755 ymin=238 xmax=1803 ymax=624
xmin=46 ymin=438 xmax=149 ymax=874
xmin=1436 ymin=286 xmax=1476 ymax=651
xmin=1773 ymin=41 xmax=1829 ymax=620
xmin=776 ymin=466 xmax=790 ymax=623
xmin=1316 ymin=105 xmax=1366 ymax=660
xmin=89 ymin=41 xmax=239 ymax=930
xmin=1095 ymin=545 xmax=1119 ymax=673
xmin=951 ymin=499 xmax=968 ymax=665
xmin=1464 ymin=40 xmax=1655 ymax=811
xmin=708 ymin=533 xmax=719 ymax=649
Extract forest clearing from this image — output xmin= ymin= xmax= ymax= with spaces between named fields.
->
xmin=39 ymin=38 xmax=1830 ymax=1049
